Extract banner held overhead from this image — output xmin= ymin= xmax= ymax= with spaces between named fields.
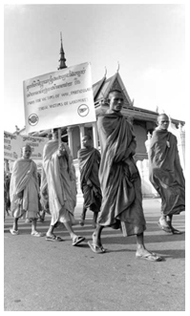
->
xmin=4 ymin=131 xmax=49 ymax=161
xmin=23 ymin=62 xmax=96 ymax=133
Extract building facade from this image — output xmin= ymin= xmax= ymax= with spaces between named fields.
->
xmin=15 ymin=38 xmax=185 ymax=197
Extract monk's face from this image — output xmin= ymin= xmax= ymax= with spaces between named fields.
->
xmin=82 ymin=136 xmax=91 ymax=148
xmin=22 ymin=146 xmax=32 ymax=159
xmin=157 ymin=114 xmax=169 ymax=130
xmin=109 ymin=91 xmax=124 ymax=113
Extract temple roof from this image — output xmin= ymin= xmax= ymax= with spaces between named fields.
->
xmin=93 ymin=72 xmax=132 ymax=108
xmin=18 ymin=70 xmax=185 ymax=136
xmin=17 ymin=54 xmax=185 ymax=136
xmin=92 ymin=72 xmax=185 ymax=125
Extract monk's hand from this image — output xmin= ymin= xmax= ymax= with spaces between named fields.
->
xmin=87 ymin=179 xmax=92 ymax=187
xmin=17 ymin=192 xmax=23 ymax=199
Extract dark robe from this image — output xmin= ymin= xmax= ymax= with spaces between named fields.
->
xmin=149 ymin=128 xmax=185 ymax=216
xmin=4 ymin=173 xmax=11 ymax=211
xmin=78 ymin=147 xmax=102 ymax=213
xmin=97 ymin=112 xmax=146 ymax=236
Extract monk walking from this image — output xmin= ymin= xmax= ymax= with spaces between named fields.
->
xmin=41 ymin=128 xmax=85 ymax=245
xmin=78 ymin=135 xmax=102 ymax=227
xmin=88 ymin=89 xmax=162 ymax=261
xmin=9 ymin=144 xmax=43 ymax=237
xmin=148 ymin=113 xmax=185 ymax=234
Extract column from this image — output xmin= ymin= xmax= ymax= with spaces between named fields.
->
xmin=79 ymin=124 xmax=85 ymax=148
xmin=67 ymin=127 xmax=74 ymax=156
xmin=145 ymin=132 xmax=152 ymax=154
xmin=92 ymin=122 xmax=98 ymax=149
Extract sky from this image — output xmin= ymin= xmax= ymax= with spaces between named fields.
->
xmin=3 ymin=1 xmax=187 ymax=133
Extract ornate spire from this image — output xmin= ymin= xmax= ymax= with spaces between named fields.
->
xmin=117 ymin=61 xmax=120 ymax=73
xmin=104 ymin=66 xmax=107 ymax=78
xmin=58 ymin=32 xmax=67 ymax=70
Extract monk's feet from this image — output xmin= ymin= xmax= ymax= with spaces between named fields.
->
xmin=31 ymin=231 xmax=44 ymax=237
xmin=72 ymin=236 xmax=85 ymax=246
xmin=158 ymin=217 xmax=172 ymax=233
xmin=88 ymin=241 xmax=106 ymax=253
xmin=46 ymin=233 xmax=64 ymax=242
xmin=136 ymin=248 xmax=162 ymax=262
xmin=10 ymin=228 xmax=19 ymax=235
xmin=170 ymin=227 xmax=183 ymax=234
xmin=166 ymin=221 xmax=183 ymax=235
xmin=88 ymin=233 xmax=106 ymax=254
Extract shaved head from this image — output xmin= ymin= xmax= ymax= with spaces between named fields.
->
xmin=157 ymin=113 xmax=170 ymax=130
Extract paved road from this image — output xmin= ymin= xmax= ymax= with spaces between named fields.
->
xmin=4 ymin=197 xmax=185 ymax=311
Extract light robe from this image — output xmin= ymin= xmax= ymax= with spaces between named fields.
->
xmin=149 ymin=128 xmax=185 ymax=216
xmin=97 ymin=112 xmax=146 ymax=236
xmin=41 ymin=139 xmax=76 ymax=226
xmin=10 ymin=158 xmax=39 ymax=219
xmin=78 ymin=147 xmax=102 ymax=213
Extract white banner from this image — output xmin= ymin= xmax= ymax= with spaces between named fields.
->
xmin=4 ymin=131 xmax=48 ymax=162
xmin=23 ymin=62 xmax=96 ymax=133
xmin=4 ymin=131 xmax=22 ymax=161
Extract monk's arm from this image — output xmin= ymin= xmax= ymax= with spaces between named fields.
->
xmin=127 ymin=137 xmax=137 ymax=157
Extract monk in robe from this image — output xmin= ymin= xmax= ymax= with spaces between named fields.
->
xmin=4 ymin=171 xmax=11 ymax=219
xmin=9 ymin=144 xmax=43 ymax=237
xmin=148 ymin=113 xmax=185 ymax=234
xmin=70 ymin=163 xmax=77 ymax=211
xmin=41 ymin=128 xmax=85 ymax=245
xmin=88 ymin=89 xmax=162 ymax=261
xmin=39 ymin=166 xmax=50 ymax=219
xmin=78 ymin=135 xmax=102 ymax=227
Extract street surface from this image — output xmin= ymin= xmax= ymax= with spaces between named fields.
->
xmin=4 ymin=196 xmax=185 ymax=311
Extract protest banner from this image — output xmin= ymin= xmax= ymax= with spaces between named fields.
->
xmin=4 ymin=131 xmax=48 ymax=162
xmin=4 ymin=131 xmax=22 ymax=161
xmin=23 ymin=62 xmax=96 ymax=133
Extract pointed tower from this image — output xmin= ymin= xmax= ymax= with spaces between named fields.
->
xmin=58 ymin=32 xmax=67 ymax=70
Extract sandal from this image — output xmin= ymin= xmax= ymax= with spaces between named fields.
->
xmin=158 ymin=221 xmax=172 ymax=233
xmin=31 ymin=231 xmax=44 ymax=237
xmin=88 ymin=241 xmax=106 ymax=254
xmin=72 ymin=236 xmax=85 ymax=246
xmin=136 ymin=252 xmax=162 ymax=262
xmin=46 ymin=235 xmax=64 ymax=242
xmin=10 ymin=229 xmax=19 ymax=235
xmin=171 ymin=228 xmax=183 ymax=235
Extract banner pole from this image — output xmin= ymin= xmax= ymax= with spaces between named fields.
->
xmin=58 ymin=128 xmax=61 ymax=146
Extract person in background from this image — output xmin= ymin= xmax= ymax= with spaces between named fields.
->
xmin=41 ymin=128 xmax=85 ymax=245
xmin=36 ymin=171 xmax=46 ymax=222
xmin=88 ymin=89 xmax=162 ymax=262
xmin=70 ymin=162 xmax=77 ymax=212
xmin=78 ymin=135 xmax=102 ymax=227
xmin=40 ymin=167 xmax=50 ymax=219
xmin=148 ymin=113 xmax=185 ymax=234
xmin=4 ymin=171 xmax=11 ymax=219
xmin=9 ymin=144 xmax=43 ymax=237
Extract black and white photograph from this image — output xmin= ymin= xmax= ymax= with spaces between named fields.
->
xmin=3 ymin=1 xmax=187 ymax=312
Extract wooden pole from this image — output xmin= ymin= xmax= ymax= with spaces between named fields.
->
xmin=58 ymin=128 xmax=61 ymax=146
